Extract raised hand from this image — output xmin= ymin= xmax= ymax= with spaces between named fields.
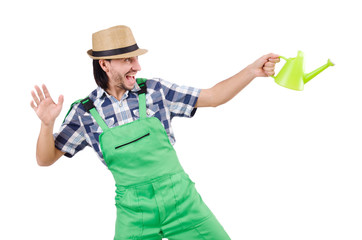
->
xmin=30 ymin=84 xmax=64 ymax=126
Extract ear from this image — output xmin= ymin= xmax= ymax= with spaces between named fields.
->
xmin=99 ymin=59 xmax=110 ymax=72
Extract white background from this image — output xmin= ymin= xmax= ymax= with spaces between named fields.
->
xmin=1 ymin=0 xmax=361 ymax=239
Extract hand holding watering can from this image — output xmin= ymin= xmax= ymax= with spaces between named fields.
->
xmin=248 ymin=53 xmax=280 ymax=78
xmin=270 ymin=51 xmax=334 ymax=91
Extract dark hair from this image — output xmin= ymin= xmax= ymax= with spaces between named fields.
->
xmin=93 ymin=59 xmax=110 ymax=90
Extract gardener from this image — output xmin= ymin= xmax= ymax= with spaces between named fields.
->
xmin=31 ymin=25 xmax=279 ymax=240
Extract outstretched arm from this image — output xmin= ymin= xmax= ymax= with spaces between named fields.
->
xmin=31 ymin=85 xmax=65 ymax=166
xmin=195 ymin=53 xmax=279 ymax=108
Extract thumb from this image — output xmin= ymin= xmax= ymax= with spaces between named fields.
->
xmin=254 ymin=53 xmax=279 ymax=68
xmin=263 ymin=53 xmax=279 ymax=60
xmin=57 ymin=95 xmax=64 ymax=109
xmin=256 ymin=53 xmax=280 ymax=69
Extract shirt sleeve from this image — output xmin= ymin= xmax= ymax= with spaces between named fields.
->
xmin=158 ymin=78 xmax=201 ymax=119
xmin=53 ymin=104 xmax=89 ymax=158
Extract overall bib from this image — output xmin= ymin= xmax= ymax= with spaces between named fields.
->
xmin=81 ymin=79 xmax=230 ymax=240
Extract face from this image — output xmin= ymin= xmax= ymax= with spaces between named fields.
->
xmin=101 ymin=56 xmax=142 ymax=92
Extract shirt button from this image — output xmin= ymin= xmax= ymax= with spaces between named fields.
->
xmin=146 ymin=109 xmax=151 ymax=115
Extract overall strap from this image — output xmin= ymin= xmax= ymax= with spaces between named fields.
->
xmin=81 ymin=97 xmax=109 ymax=131
xmin=136 ymin=78 xmax=147 ymax=119
xmin=62 ymin=98 xmax=82 ymax=123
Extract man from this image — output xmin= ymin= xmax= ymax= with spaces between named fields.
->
xmin=31 ymin=25 xmax=279 ymax=239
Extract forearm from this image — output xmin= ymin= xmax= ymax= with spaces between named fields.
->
xmin=36 ymin=122 xmax=64 ymax=166
xmin=196 ymin=53 xmax=279 ymax=108
xmin=196 ymin=66 xmax=255 ymax=107
xmin=213 ymin=66 xmax=255 ymax=106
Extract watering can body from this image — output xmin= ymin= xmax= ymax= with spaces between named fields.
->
xmin=272 ymin=51 xmax=334 ymax=91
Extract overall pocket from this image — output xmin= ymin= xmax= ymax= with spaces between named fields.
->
xmin=115 ymin=186 xmax=130 ymax=207
xmin=114 ymin=133 xmax=150 ymax=150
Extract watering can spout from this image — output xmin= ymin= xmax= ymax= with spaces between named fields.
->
xmin=304 ymin=59 xmax=335 ymax=84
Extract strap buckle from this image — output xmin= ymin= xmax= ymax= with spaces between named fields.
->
xmin=137 ymin=82 xmax=147 ymax=95
xmin=81 ymin=97 xmax=95 ymax=112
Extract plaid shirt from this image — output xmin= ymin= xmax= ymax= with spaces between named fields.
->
xmin=54 ymin=78 xmax=200 ymax=166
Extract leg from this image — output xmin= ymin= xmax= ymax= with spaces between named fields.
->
xmin=167 ymin=215 xmax=230 ymax=240
xmin=114 ymin=185 xmax=163 ymax=240
xmin=161 ymin=173 xmax=231 ymax=240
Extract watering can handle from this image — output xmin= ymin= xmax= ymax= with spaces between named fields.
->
xmin=279 ymin=56 xmax=288 ymax=61
xmin=271 ymin=56 xmax=288 ymax=79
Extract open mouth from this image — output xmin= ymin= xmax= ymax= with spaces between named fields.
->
xmin=125 ymin=75 xmax=136 ymax=85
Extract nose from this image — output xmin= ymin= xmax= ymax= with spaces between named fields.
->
xmin=132 ymin=57 xmax=142 ymax=71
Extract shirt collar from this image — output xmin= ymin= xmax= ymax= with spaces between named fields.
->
xmin=95 ymin=82 xmax=141 ymax=100
xmin=131 ymin=82 xmax=141 ymax=93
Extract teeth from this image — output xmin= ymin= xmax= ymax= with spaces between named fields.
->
xmin=126 ymin=75 xmax=136 ymax=83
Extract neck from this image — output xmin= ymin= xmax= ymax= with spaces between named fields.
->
xmin=106 ymin=86 xmax=127 ymax=101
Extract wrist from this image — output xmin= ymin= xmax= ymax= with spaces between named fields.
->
xmin=40 ymin=121 xmax=55 ymax=131
xmin=244 ymin=64 xmax=257 ymax=79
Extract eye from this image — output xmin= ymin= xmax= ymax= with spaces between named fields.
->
xmin=124 ymin=56 xmax=138 ymax=63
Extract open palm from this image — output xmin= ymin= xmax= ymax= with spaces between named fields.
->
xmin=31 ymin=84 xmax=64 ymax=126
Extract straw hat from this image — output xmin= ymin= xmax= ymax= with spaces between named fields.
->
xmin=87 ymin=25 xmax=147 ymax=60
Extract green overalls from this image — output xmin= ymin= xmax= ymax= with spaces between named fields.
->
xmin=80 ymin=79 xmax=230 ymax=240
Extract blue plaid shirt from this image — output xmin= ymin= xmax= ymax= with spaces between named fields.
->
xmin=54 ymin=78 xmax=201 ymax=166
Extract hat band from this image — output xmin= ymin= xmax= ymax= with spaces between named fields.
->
xmin=92 ymin=44 xmax=139 ymax=57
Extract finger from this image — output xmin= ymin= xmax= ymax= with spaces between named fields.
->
xmin=264 ymin=70 xmax=275 ymax=76
xmin=55 ymin=95 xmax=64 ymax=113
xmin=264 ymin=53 xmax=279 ymax=60
xmin=267 ymin=58 xmax=280 ymax=63
xmin=42 ymin=84 xmax=51 ymax=99
xmin=30 ymin=100 xmax=37 ymax=110
xmin=31 ymin=90 xmax=40 ymax=106
xmin=264 ymin=61 xmax=275 ymax=68
xmin=258 ymin=53 xmax=279 ymax=68
xmin=34 ymin=85 xmax=45 ymax=101
xmin=57 ymin=95 xmax=64 ymax=107
xmin=264 ymin=67 xmax=275 ymax=76
xmin=263 ymin=66 xmax=275 ymax=71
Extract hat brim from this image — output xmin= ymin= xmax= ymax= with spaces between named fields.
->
xmin=87 ymin=48 xmax=148 ymax=60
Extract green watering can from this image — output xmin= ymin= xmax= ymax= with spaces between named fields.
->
xmin=272 ymin=51 xmax=334 ymax=91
